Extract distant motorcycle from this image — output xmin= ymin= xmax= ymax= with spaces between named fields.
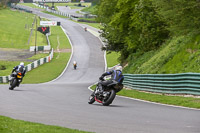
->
xmin=88 ymin=79 xmax=123 ymax=106
xmin=84 ymin=27 xmax=87 ymax=32
xmin=9 ymin=71 xmax=23 ymax=90
xmin=73 ymin=63 xmax=77 ymax=70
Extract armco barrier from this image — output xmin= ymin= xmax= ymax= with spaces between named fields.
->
xmin=0 ymin=48 xmax=54 ymax=83
xmin=123 ymin=73 xmax=200 ymax=95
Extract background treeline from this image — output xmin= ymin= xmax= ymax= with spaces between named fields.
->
xmin=0 ymin=0 xmax=19 ymax=8
xmin=95 ymin=0 xmax=200 ymax=74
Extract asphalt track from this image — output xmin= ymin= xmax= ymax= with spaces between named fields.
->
xmin=0 ymin=6 xmax=200 ymax=133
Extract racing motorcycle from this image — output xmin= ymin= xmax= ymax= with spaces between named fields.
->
xmin=73 ymin=61 xmax=77 ymax=70
xmin=88 ymin=79 xmax=123 ymax=106
xmin=9 ymin=71 xmax=23 ymax=90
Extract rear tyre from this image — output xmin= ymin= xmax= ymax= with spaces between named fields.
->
xmin=102 ymin=89 xmax=116 ymax=106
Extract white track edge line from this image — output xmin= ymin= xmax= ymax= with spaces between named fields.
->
xmin=44 ymin=25 xmax=73 ymax=83
xmin=87 ymin=85 xmax=200 ymax=111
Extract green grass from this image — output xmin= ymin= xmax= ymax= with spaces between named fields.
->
xmin=124 ymin=33 xmax=200 ymax=74
xmin=23 ymin=53 xmax=70 ymax=83
xmin=42 ymin=11 xmax=68 ymax=18
xmin=27 ymin=53 xmax=49 ymax=60
xmin=73 ymin=21 xmax=101 ymax=29
xmin=44 ymin=2 xmax=91 ymax=10
xmin=30 ymin=29 xmax=47 ymax=46
xmin=106 ymin=52 xmax=120 ymax=67
xmin=81 ymin=5 xmax=96 ymax=14
xmin=0 ymin=10 xmax=71 ymax=81
xmin=90 ymin=85 xmax=200 ymax=109
xmin=49 ymin=26 xmax=71 ymax=49
xmin=0 ymin=115 xmax=92 ymax=133
xmin=79 ymin=17 xmax=96 ymax=21
xmin=0 ymin=61 xmax=29 ymax=76
xmin=0 ymin=9 xmax=33 ymax=49
xmin=23 ymin=26 xmax=71 ymax=83
xmin=160 ymin=34 xmax=200 ymax=73
xmin=18 ymin=3 xmax=43 ymax=9
xmin=0 ymin=9 xmax=47 ymax=49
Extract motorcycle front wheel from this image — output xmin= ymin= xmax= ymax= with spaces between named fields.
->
xmin=9 ymin=79 xmax=17 ymax=90
xmin=102 ymin=89 xmax=116 ymax=106
xmin=88 ymin=92 xmax=95 ymax=104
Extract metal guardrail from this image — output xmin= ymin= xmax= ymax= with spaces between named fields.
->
xmin=123 ymin=73 xmax=200 ymax=95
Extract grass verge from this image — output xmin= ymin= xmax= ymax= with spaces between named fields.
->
xmin=0 ymin=115 xmax=92 ymax=133
xmin=0 ymin=25 xmax=71 ymax=83
xmin=90 ymin=85 xmax=200 ymax=109
xmin=42 ymin=11 xmax=68 ymax=19
xmin=19 ymin=3 xmax=43 ymax=9
xmin=23 ymin=53 xmax=70 ymax=83
xmin=0 ymin=61 xmax=29 ymax=76
xmin=0 ymin=9 xmax=47 ymax=49
xmin=23 ymin=26 xmax=71 ymax=83
xmin=106 ymin=52 xmax=120 ymax=67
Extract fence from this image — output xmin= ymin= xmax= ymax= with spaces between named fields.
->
xmin=0 ymin=48 xmax=54 ymax=83
xmin=123 ymin=73 xmax=200 ymax=95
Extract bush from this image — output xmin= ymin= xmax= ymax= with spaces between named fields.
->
xmin=0 ymin=65 xmax=6 ymax=70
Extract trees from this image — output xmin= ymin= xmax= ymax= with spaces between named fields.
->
xmin=152 ymin=0 xmax=200 ymax=35
xmin=0 ymin=0 xmax=19 ymax=8
xmin=97 ymin=0 xmax=169 ymax=62
xmin=97 ymin=0 xmax=200 ymax=64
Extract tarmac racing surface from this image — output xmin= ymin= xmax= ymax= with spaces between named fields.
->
xmin=0 ymin=6 xmax=200 ymax=133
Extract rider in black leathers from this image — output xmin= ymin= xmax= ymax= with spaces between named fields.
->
xmin=98 ymin=66 xmax=124 ymax=94
xmin=11 ymin=62 xmax=26 ymax=86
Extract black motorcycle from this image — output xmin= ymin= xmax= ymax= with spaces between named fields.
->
xmin=88 ymin=79 xmax=123 ymax=106
xmin=9 ymin=71 xmax=23 ymax=90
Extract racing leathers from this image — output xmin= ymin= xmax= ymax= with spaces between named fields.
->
xmin=98 ymin=70 xmax=124 ymax=93
xmin=11 ymin=65 xmax=26 ymax=86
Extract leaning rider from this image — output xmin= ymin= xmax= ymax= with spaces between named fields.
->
xmin=98 ymin=65 xmax=124 ymax=94
xmin=11 ymin=62 xmax=26 ymax=86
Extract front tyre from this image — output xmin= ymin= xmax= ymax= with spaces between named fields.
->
xmin=88 ymin=92 xmax=95 ymax=104
xmin=9 ymin=79 xmax=17 ymax=90
xmin=102 ymin=89 xmax=116 ymax=106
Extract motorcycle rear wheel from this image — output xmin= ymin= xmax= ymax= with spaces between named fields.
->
xmin=102 ymin=89 xmax=116 ymax=106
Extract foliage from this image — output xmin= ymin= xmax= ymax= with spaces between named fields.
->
xmin=97 ymin=0 xmax=169 ymax=63
xmin=123 ymin=32 xmax=200 ymax=74
xmin=96 ymin=0 xmax=200 ymax=74
xmin=152 ymin=0 xmax=200 ymax=35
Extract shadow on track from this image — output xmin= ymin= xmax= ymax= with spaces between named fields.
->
xmin=91 ymin=103 xmax=125 ymax=108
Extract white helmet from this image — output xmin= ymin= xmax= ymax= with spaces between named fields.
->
xmin=20 ymin=62 xmax=24 ymax=66
xmin=115 ymin=65 xmax=122 ymax=71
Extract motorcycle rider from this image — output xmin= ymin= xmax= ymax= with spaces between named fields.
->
xmin=97 ymin=65 xmax=124 ymax=94
xmin=10 ymin=62 xmax=26 ymax=86
xmin=73 ymin=61 xmax=77 ymax=69
xmin=84 ymin=27 xmax=87 ymax=32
